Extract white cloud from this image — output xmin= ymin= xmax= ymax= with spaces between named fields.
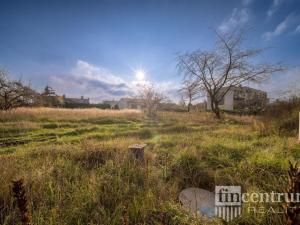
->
xmin=49 ymin=60 xmax=180 ymax=103
xmin=50 ymin=60 xmax=134 ymax=102
xmin=267 ymin=0 xmax=285 ymax=17
xmin=259 ymin=67 xmax=300 ymax=99
xmin=219 ymin=8 xmax=250 ymax=33
xmin=295 ymin=24 xmax=300 ymax=33
xmin=72 ymin=60 xmax=126 ymax=86
xmin=262 ymin=14 xmax=295 ymax=40
xmin=242 ymin=0 xmax=254 ymax=6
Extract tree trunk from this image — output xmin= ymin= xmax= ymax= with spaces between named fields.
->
xmin=187 ymin=94 xmax=192 ymax=112
xmin=214 ymin=106 xmax=221 ymax=119
xmin=211 ymin=99 xmax=221 ymax=119
xmin=3 ymin=93 xmax=11 ymax=110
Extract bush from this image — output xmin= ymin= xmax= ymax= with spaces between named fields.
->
xmin=260 ymin=97 xmax=300 ymax=135
xmin=138 ymin=128 xmax=154 ymax=139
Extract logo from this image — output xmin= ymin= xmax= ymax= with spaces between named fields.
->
xmin=215 ymin=186 xmax=242 ymax=222
xmin=214 ymin=186 xmax=300 ymax=222
xmin=179 ymin=186 xmax=300 ymax=222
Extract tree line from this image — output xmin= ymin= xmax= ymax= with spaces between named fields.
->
xmin=0 ymin=70 xmax=113 ymax=110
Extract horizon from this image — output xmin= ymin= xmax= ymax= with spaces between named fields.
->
xmin=1 ymin=0 xmax=300 ymax=103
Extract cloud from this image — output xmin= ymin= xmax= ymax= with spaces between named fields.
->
xmin=267 ymin=0 xmax=285 ymax=17
xmin=295 ymin=24 xmax=300 ymax=33
xmin=259 ymin=67 xmax=300 ymax=99
xmin=219 ymin=8 xmax=250 ymax=32
xmin=242 ymin=0 xmax=254 ymax=6
xmin=132 ymin=80 xmax=181 ymax=101
xmin=49 ymin=60 xmax=180 ymax=103
xmin=262 ymin=14 xmax=295 ymax=40
xmin=50 ymin=60 xmax=134 ymax=102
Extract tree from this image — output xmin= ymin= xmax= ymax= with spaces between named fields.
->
xmin=138 ymin=85 xmax=167 ymax=116
xmin=177 ymin=29 xmax=282 ymax=118
xmin=0 ymin=70 xmax=37 ymax=110
xmin=178 ymin=96 xmax=186 ymax=108
xmin=179 ymin=79 xmax=200 ymax=112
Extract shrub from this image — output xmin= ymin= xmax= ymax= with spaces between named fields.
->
xmin=260 ymin=97 xmax=300 ymax=135
xmin=138 ymin=128 xmax=153 ymax=139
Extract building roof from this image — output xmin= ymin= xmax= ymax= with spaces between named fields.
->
xmin=63 ymin=96 xmax=90 ymax=104
xmin=232 ymin=86 xmax=266 ymax=93
xmin=119 ymin=98 xmax=143 ymax=104
xmin=220 ymin=85 xmax=267 ymax=94
xmin=103 ymin=100 xmax=118 ymax=104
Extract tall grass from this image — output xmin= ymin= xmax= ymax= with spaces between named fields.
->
xmin=259 ymin=97 xmax=300 ymax=136
xmin=0 ymin=107 xmax=142 ymax=122
xmin=0 ymin=107 xmax=299 ymax=225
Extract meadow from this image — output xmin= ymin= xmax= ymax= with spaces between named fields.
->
xmin=0 ymin=107 xmax=299 ymax=225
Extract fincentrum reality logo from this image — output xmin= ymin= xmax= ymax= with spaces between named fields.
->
xmin=179 ymin=186 xmax=300 ymax=222
xmin=215 ymin=185 xmax=300 ymax=222
xmin=215 ymin=186 xmax=242 ymax=222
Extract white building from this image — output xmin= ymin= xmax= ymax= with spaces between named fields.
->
xmin=103 ymin=98 xmax=144 ymax=110
xmin=207 ymin=86 xmax=268 ymax=112
xmin=118 ymin=98 xmax=143 ymax=109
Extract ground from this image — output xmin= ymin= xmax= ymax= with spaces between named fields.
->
xmin=0 ymin=108 xmax=299 ymax=225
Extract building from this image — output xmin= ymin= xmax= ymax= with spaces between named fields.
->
xmin=207 ymin=86 xmax=268 ymax=113
xmin=103 ymin=98 xmax=144 ymax=110
xmin=62 ymin=95 xmax=90 ymax=106
xmin=103 ymin=100 xmax=119 ymax=109
xmin=118 ymin=98 xmax=143 ymax=109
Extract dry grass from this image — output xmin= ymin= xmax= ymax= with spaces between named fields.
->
xmin=0 ymin=107 xmax=142 ymax=121
xmin=0 ymin=108 xmax=299 ymax=225
xmin=158 ymin=111 xmax=216 ymax=125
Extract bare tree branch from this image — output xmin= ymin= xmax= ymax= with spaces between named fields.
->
xmin=177 ymin=29 xmax=283 ymax=118
xmin=137 ymin=85 xmax=168 ymax=117
xmin=0 ymin=69 xmax=38 ymax=110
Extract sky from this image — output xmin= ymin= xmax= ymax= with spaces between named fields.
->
xmin=0 ymin=0 xmax=300 ymax=102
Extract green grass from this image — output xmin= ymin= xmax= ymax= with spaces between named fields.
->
xmin=0 ymin=108 xmax=299 ymax=225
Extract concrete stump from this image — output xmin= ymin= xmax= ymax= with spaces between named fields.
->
xmin=128 ymin=144 xmax=147 ymax=162
xmin=179 ymin=187 xmax=215 ymax=218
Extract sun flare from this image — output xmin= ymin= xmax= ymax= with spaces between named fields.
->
xmin=135 ymin=69 xmax=145 ymax=81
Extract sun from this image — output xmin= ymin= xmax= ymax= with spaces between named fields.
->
xmin=135 ymin=70 xmax=145 ymax=81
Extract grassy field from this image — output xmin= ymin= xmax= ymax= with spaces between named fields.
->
xmin=0 ymin=107 xmax=299 ymax=225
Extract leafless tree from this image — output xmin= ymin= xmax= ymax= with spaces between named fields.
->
xmin=177 ymin=29 xmax=282 ymax=118
xmin=179 ymin=79 xmax=200 ymax=112
xmin=138 ymin=85 xmax=167 ymax=116
xmin=0 ymin=70 xmax=37 ymax=110
xmin=178 ymin=96 xmax=186 ymax=108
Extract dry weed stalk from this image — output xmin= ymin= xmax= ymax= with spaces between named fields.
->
xmin=12 ymin=179 xmax=31 ymax=225
xmin=285 ymin=161 xmax=300 ymax=225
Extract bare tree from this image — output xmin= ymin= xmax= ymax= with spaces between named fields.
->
xmin=177 ymin=29 xmax=282 ymax=118
xmin=0 ymin=70 xmax=37 ymax=110
xmin=138 ymin=85 xmax=167 ymax=116
xmin=179 ymin=79 xmax=200 ymax=112
xmin=178 ymin=96 xmax=186 ymax=108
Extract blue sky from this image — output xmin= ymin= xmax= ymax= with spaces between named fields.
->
xmin=0 ymin=0 xmax=300 ymax=102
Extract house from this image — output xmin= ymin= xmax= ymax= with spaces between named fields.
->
xmin=207 ymin=86 xmax=268 ymax=113
xmin=103 ymin=98 xmax=144 ymax=110
xmin=62 ymin=95 xmax=90 ymax=105
xmin=118 ymin=98 xmax=144 ymax=109
xmin=103 ymin=100 xmax=119 ymax=109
